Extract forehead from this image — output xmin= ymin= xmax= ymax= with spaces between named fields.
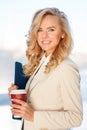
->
xmin=40 ymin=15 xmax=60 ymax=27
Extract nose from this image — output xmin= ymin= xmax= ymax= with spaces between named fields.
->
xmin=42 ymin=31 xmax=48 ymax=38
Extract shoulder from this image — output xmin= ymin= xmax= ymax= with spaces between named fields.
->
xmin=56 ymin=58 xmax=80 ymax=77
xmin=59 ymin=58 xmax=79 ymax=70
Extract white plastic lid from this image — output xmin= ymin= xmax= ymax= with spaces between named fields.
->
xmin=10 ymin=89 xmax=27 ymax=94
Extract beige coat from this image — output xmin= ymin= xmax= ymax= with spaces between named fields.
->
xmin=22 ymin=57 xmax=83 ymax=130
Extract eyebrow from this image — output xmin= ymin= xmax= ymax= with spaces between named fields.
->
xmin=39 ymin=26 xmax=56 ymax=29
xmin=47 ymin=26 xmax=56 ymax=29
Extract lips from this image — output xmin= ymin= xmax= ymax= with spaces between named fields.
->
xmin=42 ymin=40 xmax=51 ymax=44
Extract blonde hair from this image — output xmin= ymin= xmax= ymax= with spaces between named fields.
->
xmin=24 ymin=7 xmax=73 ymax=76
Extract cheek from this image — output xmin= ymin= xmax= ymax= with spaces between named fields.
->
xmin=36 ymin=38 xmax=41 ymax=46
xmin=52 ymin=35 xmax=61 ymax=42
xmin=36 ymin=35 xmax=41 ymax=42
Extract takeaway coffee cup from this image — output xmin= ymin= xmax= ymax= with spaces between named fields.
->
xmin=11 ymin=89 xmax=27 ymax=120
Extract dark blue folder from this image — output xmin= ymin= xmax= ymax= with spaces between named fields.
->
xmin=14 ymin=61 xmax=29 ymax=89
xmin=13 ymin=61 xmax=29 ymax=120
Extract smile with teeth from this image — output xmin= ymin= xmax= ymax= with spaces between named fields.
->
xmin=42 ymin=41 xmax=51 ymax=44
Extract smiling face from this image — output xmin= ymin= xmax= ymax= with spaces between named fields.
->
xmin=36 ymin=15 xmax=64 ymax=56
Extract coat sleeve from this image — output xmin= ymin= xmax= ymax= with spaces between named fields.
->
xmin=33 ymin=60 xmax=83 ymax=129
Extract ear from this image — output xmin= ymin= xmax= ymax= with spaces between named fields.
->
xmin=61 ymin=33 xmax=65 ymax=39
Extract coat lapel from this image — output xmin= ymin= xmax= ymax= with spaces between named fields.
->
xmin=25 ymin=62 xmax=43 ymax=91
xmin=25 ymin=55 xmax=46 ymax=91
xmin=25 ymin=54 xmax=51 ymax=92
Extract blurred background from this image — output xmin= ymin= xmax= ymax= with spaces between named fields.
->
xmin=0 ymin=0 xmax=87 ymax=130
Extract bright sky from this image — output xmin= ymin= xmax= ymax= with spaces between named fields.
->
xmin=0 ymin=0 xmax=87 ymax=53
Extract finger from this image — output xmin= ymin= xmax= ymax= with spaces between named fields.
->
xmin=11 ymin=103 xmax=22 ymax=109
xmin=8 ymin=83 xmax=15 ymax=90
xmin=8 ymin=84 xmax=19 ymax=96
xmin=11 ymin=103 xmax=27 ymax=117
xmin=11 ymin=107 xmax=22 ymax=117
xmin=8 ymin=84 xmax=18 ymax=91
xmin=11 ymin=99 xmax=26 ymax=106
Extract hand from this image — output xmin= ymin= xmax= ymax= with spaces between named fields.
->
xmin=8 ymin=83 xmax=19 ymax=98
xmin=11 ymin=99 xmax=34 ymax=122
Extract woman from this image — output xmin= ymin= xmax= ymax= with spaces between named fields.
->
xmin=8 ymin=7 xmax=83 ymax=130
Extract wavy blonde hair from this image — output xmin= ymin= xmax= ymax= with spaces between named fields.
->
xmin=24 ymin=7 xmax=73 ymax=76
